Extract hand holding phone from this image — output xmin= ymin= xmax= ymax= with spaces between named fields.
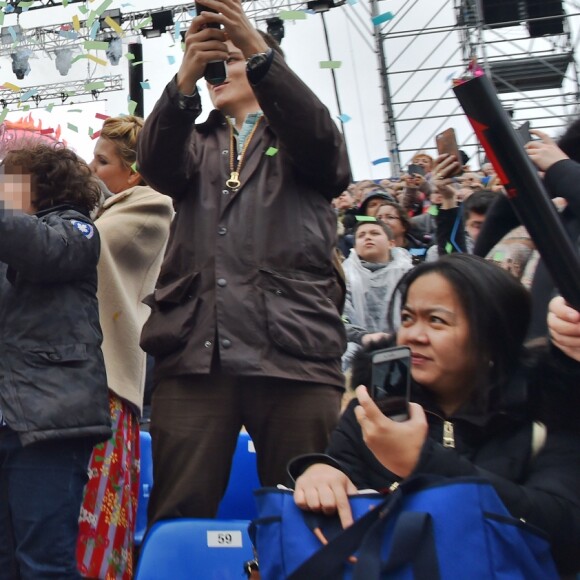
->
xmin=370 ymin=346 xmax=411 ymax=421
xmin=435 ymin=128 xmax=463 ymax=177
xmin=195 ymin=1 xmax=227 ymax=85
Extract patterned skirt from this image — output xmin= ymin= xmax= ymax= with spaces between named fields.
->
xmin=77 ymin=393 xmax=141 ymax=579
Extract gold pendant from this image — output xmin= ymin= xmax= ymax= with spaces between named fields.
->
xmin=226 ymin=171 xmax=241 ymax=190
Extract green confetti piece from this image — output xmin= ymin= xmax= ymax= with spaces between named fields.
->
xmin=63 ymin=0 xmax=69 ymax=6
xmin=0 ymin=108 xmax=8 ymax=124
xmin=319 ymin=61 xmax=342 ymax=69
xmin=445 ymin=242 xmax=453 ymax=254
xmin=278 ymin=10 xmax=307 ymax=20
xmin=46 ymin=103 xmax=54 ymax=113
xmin=84 ymin=40 xmax=109 ymax=51
xmin=67 ymin=109 xmax=83 ymax=113
xmin=125 ymin=53 xmax=135 ymax=61
xmin=0 ymin=12 xmax=4 ymax=26
xmin=95 ymin=0 xmax=113 ymax=17
xmin=78 ymin=5 xmax=88 ymax=15
xmin=428 ymin=204 xmax=439 ymax=216
xmin=21 ymin=105 xmax=30 ymax=111
xmin=355 ymin=215 xmax=378 ymax=222
xmin=84 ymin=81 xmax=106 ymax=91
xmin=88 ymin=127 xmax=94 ymax=136
xmin=493 ymin=251 xmax=505 ymax=261
xmin=127 ymin=100 xmax=137 ymax=115
xmin=131 ymin=162 xmax=138 ymax=172
xmin=67 ymin=123 xmax=79 ymax=133
xmin=265 ymin=147 xmax=278 ymax=156
xmin=134 ymin=17 xmax=152 ymax=30
xmin=18 ymin=1 xmax=33 ymax=9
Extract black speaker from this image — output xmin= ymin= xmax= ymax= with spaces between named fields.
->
xmin=526 ymin=0 xmax=564 ymax=37
xmin=481 ymin=0 xmax=520 ymax=28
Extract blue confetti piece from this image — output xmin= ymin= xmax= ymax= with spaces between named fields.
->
xmin=174 ymin=20 xmax=181 ymax=41
xmin=371 ymin=11 xmax=394 ymax=26
xmin=372 ymin=157 xmax=390 ymax=165
xmin=7 ymin=26 xmax=16 ymax=42
xmin=21 ymin=89 xmax=38 ymax=101
xmin=337 ymin=113 xmax=352 ymax=123
xmin=140 ymin=81 xmax=150 ymax=89
xmin=89 ymin=20 xmax=99 ymax=40
xmin=347 ymin=0 xmax=358 ymax=4
xmin=167 ymin=55 xmax=176 ymax=65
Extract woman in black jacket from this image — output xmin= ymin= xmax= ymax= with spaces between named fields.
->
xmin=292 ymin=254 xmax=580 ymax=575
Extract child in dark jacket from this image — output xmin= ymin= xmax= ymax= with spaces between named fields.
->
xmin=0 ymin=141 xmax=111 ymax=580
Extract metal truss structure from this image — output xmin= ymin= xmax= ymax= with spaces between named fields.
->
xmin=2 ymin=0 xmax=579 ymax=175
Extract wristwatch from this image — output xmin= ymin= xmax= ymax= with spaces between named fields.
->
xmin=246 ymin=50 xmax=272 ymax=72
xmin=176 ymin=87 xmax=198 ymax=111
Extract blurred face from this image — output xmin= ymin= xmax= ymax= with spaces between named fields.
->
xmin=355 ymin=223 xmax=394 ymax=263
xmin=336 ymin=190 xmax=355 ymax=210
xmin=208 ymin=41 xmax=258 ymax=117
xmin=397 ymin=273 xmax=477 ymax=412
xmin=0 ymin=171 xmax=34 ymax=214
xmin=465 ymin=211 xmax=485 ymax=241
xmin=412 ymin=155 xmax=433 ymax=172
xmin=376 ymin=204 xmax=405 ymax=242
xmin=365 ymin=197 xmax=385 ymax=217
xmin=89 ymin=137 xmax=133 ymax=194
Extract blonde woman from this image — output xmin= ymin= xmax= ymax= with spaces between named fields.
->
xmin=76 ymin=116 xmax=173 ymax=579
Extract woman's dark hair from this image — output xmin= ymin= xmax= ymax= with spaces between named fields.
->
xmin=2 ymin=140 xmax=101 ymax=214
xmin=389 ymin=254 xmax=531 ymax=401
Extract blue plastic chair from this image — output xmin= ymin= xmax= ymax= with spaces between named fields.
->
xmin=134 ymin=431 xmax=153 ymax=546
xmin=217 ymin=431 xmax=260 ymax=520
xmin=134 ymin=518 xmax=254 ymax=580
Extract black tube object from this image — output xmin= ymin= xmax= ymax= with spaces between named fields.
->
xmin=128 ymin=43 xmax=144 ymax=118
xmin=453 ymin=74 xmax=580 ymax=311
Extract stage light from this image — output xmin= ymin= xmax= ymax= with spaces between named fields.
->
xmin=55 ymin=48 xmax=73 ymax=76
xmin=141 ymin=10 xmax=174 ymax=39
xmin=11 ymin=48 xmax=31 ymax=80
xmin=106 ymin=37 xmax=123 ymax=66
xmin=99 ymin=8 xmax=123 ymax=31
xmin=266 ymin=17 xmax=285 ymax=44
xmin=1 ymin=25 xmax=22 ymax=45
xmin=306 ymin=0 xmax=345 ymax=13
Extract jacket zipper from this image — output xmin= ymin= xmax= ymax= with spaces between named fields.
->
xmin=443 ymin=420 xmax=455 ymax=448
xmin=425 ymin=409 xmax=456 ymax=448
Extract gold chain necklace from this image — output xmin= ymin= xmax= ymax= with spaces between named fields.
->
xmin=226 ymin=116 xmax=263 ymax=190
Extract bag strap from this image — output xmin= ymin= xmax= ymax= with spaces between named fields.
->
xmin=353 ymin=511 xmax=441 ymax=580
xmin=287 ymin=494 xmax=394 ymax=580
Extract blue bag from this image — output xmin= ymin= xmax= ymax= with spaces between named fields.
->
xmin=251 ymin=477 xmax=558 ymax=579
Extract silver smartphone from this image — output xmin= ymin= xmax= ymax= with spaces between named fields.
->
xmin=370 ymin=346 xmax=411 ymax=422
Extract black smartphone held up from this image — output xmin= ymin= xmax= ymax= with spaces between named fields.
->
xmin=408 ymin=163 xmax=425 ymax=177
xmin=516 ymin=121 xmax=532 ymax=146
xmin=370 ymin=346 xmax=411 ymax=422
xmin=195 ymin=1 xmax=227 ymax=85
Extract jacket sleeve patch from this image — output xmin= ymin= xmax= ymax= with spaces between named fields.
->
xmin=70 ymin=219 xmax=95 ymax=239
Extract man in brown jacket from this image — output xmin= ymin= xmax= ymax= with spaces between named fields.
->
xmin=137 ymin=0 xmax=351 ymax=522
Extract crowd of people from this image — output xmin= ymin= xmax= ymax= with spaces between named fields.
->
xmin=0 ymin=0 xmax=580 ymax=578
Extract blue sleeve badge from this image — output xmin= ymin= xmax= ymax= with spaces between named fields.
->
xmin=70 ymin=219 xmax=95 ymax=239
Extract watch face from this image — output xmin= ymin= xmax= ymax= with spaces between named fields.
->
xmin=247 ymin=53 xmax=268 ymax=70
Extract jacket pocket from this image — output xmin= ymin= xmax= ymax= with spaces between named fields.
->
xmin=29 ymin=343 xmax=88 ymax=364
xmin=141 ymin=271 xmax=200 ymax=357
xmin=258 ymin=269 xmax=346 ymax=361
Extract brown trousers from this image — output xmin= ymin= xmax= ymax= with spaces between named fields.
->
xmin=147 ymin=371 xmax=342 ymax=526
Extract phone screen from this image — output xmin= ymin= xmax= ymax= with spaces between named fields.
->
xmin=408 ymin=164 xmax=425 ymax=177
xmin=516 ymin=121 xmax=532 ymax=146
xmin=370 ymin=346 xmax=411 ymax=421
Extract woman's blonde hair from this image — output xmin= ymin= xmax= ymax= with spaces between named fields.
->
xmin=100 ymin=115 xmax=144 ymax=170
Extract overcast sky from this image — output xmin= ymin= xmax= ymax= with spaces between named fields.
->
xmin=0 ymin=0 xmax=578 ymax=180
